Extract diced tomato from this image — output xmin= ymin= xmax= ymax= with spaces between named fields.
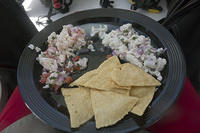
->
xmin=73 ymin=56 xmax=80 ymax=62
xmin=48 ymin=55 xmax=54 ymax=58
xmin=42 ymin=72 xmax=50 ymax=78
xmin=54 ymin=85 xmax=60 ymax=93
xmin=106 ymin=54 xmax=112 ymax=59
xmin=65 ymin=76 xmax=73 ymax=84
xmin=40 ymin=73 xmax=50 ymax=84
xmin=46 ymin=50 xmax=54 ymax=58
xmin=74 ymin=65 xmax=80 ymax=71
xmin=40 ymin=77 xmax=47 ymax=84
xmin=65 ymin=67 xmax=72 ymax=73
xmin=46 ymin=50 xmax=50 ymax=56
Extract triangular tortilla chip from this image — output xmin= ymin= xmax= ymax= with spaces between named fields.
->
xmin=111 ymin=63 xmax=161 ymax=87
xmin=83 ymin=56 xmax=131 ymax=91
xmin=110 ymin=88 xmax=130 ymax=95
xmin=70 ymin=56 xmax=126 ymax=90
xmin=130 ymin=86 xmax=155 ymax=116
xmin=69 ymin=69 xmax=97 ymax=87
xmin=113 ymin=81 xmax=132 ymax=90
xmin=90 ymin=89 xmax=138 ymax=128
xmin=61 ymin=87 xmax=93 ymax=128
xmin=97 ymin=56 xmax=121 ymax=71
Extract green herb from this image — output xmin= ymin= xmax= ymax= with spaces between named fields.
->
xmin=120 ymin=38 xmax=124 ymax=42
xmin=52 ymin=36 xmax=56 ymax=40
xmin=69 ymin=56 xmax=73 ymax=61
xmin=123 ymin=29 xmax=129 ymax=33
xmin=50 ymin=77 xmax=56 ymax=80
xmin=132 ymin=37 xmax=137 ymax=40
xmin=42 ymin=54 xmax=46 ymax=57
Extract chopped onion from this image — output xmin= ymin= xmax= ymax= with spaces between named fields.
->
xmin=137 ymin=48 xmax=143 ymax=55
xmin=112 ymin=50 xmax=118 ymax=56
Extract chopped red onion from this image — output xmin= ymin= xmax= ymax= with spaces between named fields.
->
xmin=58 ymin=74 xmax=65 ymax=82
xmin=119 ymin=52 xmax=126 ymax=58
xmin=153 ymin=48 xmax=157 ymax=52
xmin=48 ymin=47 xmax=57 ymax=53
xmin=139 ymin=44 xmax=145 ymax=49
xmin=42 ymin=68 xmax=47 ymax=72
xmin=137 ymin=48 xmax=143 ymax=55
xmin=112 ymin=50 xmax=118 ymax=56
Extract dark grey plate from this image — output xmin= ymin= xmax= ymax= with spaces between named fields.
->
xmin=17 ymin=8 xmax=186 ymax=133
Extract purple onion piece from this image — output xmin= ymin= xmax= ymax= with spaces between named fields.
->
xmin=153 ymin=48 xmax=157 ymax=52
xmin=120 ymin=52 xmax=125 ymax=57
xmin=42 ymin=68 xmax=47 ymax=72
xmin=112 ymin=50 xmax=118 ymax=56
xmin=71 ymin=28 xmax=77 ymax=33
xmin=139 ymin=44 xmax=145 ymax=49
xmin=58 ymin=75 xmax=65 ymax=82
xmin=137 ymin=48 xmax=143 ymax=55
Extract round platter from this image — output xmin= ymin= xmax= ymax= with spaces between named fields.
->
xmin=17 ymin=8 xmax=186 ymax=133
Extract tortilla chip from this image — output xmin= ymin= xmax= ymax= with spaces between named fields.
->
xmin=110 ymin=88 xmax=130 ymax=95
xmin=110 ymin=82 xmax=130 ymax=95
xmin=61 ymin=87 xmax=93 ymax=128
xmin=111 ymin=63 xmax=161 ymax=87
xmin=130 ymin=86 xmax=155 ymax=116
xmin=90 ymin=89 xmax=138 ymax=128
xmin=83 ymin=57 xmax=131 ymax=91
xmin=83 ymin=76 xmax=115 ymax=91
xmin=97 ymin=56 xmax=121 ymax=71
xmin=84 ymin=75 xmax=131 ymax=91
xmin=70 ymin=56 xmax=123 ymax=90
xmin=113 ymin=82 xmax=132 ymax=90
xmin=69 ymin=69 xmax=97 ymax=87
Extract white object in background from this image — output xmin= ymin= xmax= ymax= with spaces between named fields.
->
xmin=22 ymin=0 xmax=168 ymax=31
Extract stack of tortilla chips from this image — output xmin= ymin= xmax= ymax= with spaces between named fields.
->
xmin=61 ymin=56 xmax=161 ymax=129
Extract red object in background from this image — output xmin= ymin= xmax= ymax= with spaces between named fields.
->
xmin=52 ymin=0 xmax=61 ymax=9
xmin=54 ymin=2 xmax=61 ymax=9
xmin=0 ymin=78 xmax=200 ymax=132
xmin=148 ymin=78 xmax=200 ymax=133
xmin=0 ymin=87 xmax=31 ymax=131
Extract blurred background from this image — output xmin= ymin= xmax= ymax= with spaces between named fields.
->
xmin=1 ymin=0 xmax=200 ymax=132
xmin=21 ymin=0 xmax=168 ymax=31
